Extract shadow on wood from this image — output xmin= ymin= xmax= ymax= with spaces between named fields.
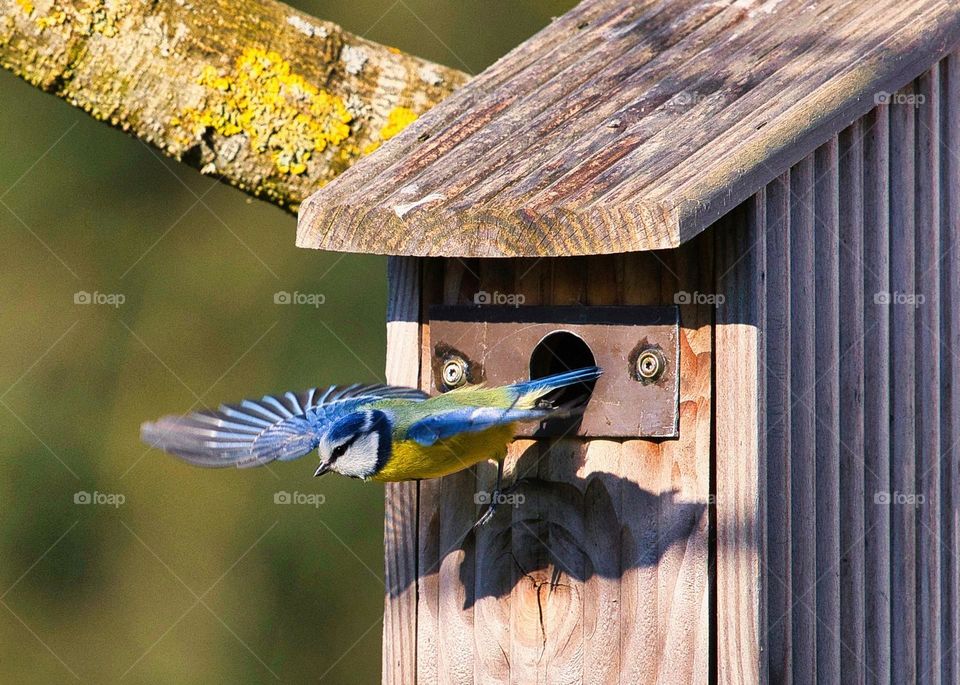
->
xmin=467 ymin=475 xmax=705 ymax=609
xmin=385 ymin=442 xmax=707 ymax=608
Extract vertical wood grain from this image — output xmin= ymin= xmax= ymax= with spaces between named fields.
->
xmin=764 ymin=171 xmax=793 ymax=685
xmin=437 ymin=261 xmax=481 ymax=685
xmin=620 ymin=251 xmax=665 ymax=685
xmin=418 ymin=259 xmax=445 ymax=685
xmin=814 ymin=138 xmax=841 ymax=685
xmin=384 ymin=256 xmax=422 ymax=685
xmin=657 ymin=238 xmax=712 ymax=685
xmin=581 ymin=440 xmax=622 ymax=685
xmin=789 ymin=154 xmax=817 ymax=685
xmin=915 ymin=65 xmax=942 ymax=685
xmin=715 ymin=196 xmax=767 ymax=685
xmin=580 ymin=256 xmax=622 ymax=685
xmin=940 ymin=53 xmax=960 ymax=685
xmin=889 ymin=81 xmax=918 ymax=685
xmin=838 ymin=120 xmax=866 ymax=685
xmin=862 ymin=104 xmax=892 ymax=685
xmin=619 ymin=437 xmax=662 ymax=684
xmin=540 ymin=439 xmax=586 ymax=685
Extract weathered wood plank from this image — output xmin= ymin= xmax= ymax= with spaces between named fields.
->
xmin=789 ymin=154 xmax=817 ymax=685
xmin=862 ymin=104 xmax=891 ymax=685
xmin=620 ymin=251 xmax=666 ymax=685
xmin=837 ymin=120 xmax=866 ymax=685
xmin=296 ymin=0 xmax=662 ymax=203
xmin=418 ymin=260 xmax=446 ymax=685
xmin=915 ymin=64 xmax=942 ymax=685
xmin=297 ymin=0 xmax=960 ymax=257
xmin=384 ymin=256 xmax=423 ymax=685
xmin=814 ymin=138 xmax=841 ymax=685
xmin=578 ymin=256 xmax=622 ymax=685
xmin=473 ymin=503 xmax=512 ymax=685
xmin=764 ymin=171 xmax=793 ymax=685
xmin=436 ymin=261 xmax=482 ymax=685
xmin=612 ymin=0 xmax=896 ymax=205
xmin=387 ymin=0 xmax=779 ymax=220
xmin=656 ymin=240 xmax=712 ymax=685
xmin=715 ymin=196 xmax=766 ymax=685
xmin=581 ymin=440 xmax=621 ymax=685
xmin=619 ymin=437 xmax=662 ymax=684
xmin=539 ymin=439 xmax=586 ymax=685
xmin=940 ymin=52 xmax=960 ymax=685
xmin=889 ymin=82 xmax=917 ymax=685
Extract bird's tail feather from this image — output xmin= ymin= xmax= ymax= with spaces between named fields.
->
xmin=509 ymin=366 xmax=602 ymax=409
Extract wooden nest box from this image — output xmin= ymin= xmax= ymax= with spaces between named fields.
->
xmin=297 ymin=0 xmax=960 ymax=682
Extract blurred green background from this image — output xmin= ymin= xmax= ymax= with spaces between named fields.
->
xmin=0 ymin=1 xmax=573 ymax=682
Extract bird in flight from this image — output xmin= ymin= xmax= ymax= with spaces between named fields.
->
xmin=141 ymin=366 xmax=601 ymax=525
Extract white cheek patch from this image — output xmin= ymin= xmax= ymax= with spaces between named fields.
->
xmin=335 ymin=431 xmax=380 ymax=478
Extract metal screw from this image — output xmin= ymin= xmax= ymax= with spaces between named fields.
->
xmin=636 ymin=348 xmax=666 ymax=382
xmin=441 ymin=356 xmax=468 ymax=389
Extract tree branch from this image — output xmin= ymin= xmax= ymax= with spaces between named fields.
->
xmin=0 ymin=0 xmax=468 ymax=210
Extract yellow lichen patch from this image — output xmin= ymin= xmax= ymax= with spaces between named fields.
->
xmin=36 ymin=9 xmax=66 ymax=29
xmin=179 ymin=47 xmax=353 ymax=175
xmin=33 ymin=1 xmax=128 ymax=35
xmin=82 ymin=0 xmax=127 ymax=37
xmin=381 ymin=106 xmax=418 ymax=139
xmin=362 ymin=106 xmax=418 ymax=154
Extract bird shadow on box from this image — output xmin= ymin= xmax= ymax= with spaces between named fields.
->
xmin=389 ymin=440 xmax=709 ymax=609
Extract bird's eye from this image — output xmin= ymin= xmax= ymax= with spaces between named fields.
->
xmin=331 ymin=443 xmax=348 ymax=460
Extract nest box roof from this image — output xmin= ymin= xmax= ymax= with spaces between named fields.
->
xmin=297 ymin=0 xmax=960 ymax=257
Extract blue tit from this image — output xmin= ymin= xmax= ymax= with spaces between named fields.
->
xmin=140 ymin=366 xmax=602 ymax=485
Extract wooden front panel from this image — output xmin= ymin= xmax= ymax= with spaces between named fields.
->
xmin=383 ymin=242 xmax=714 ymax=683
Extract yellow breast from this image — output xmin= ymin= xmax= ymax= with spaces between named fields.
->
xmin=372 ymin=423 xmax=516 ymax=482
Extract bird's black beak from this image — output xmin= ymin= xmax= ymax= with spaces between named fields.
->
xmin=314 ymin=463 xmax=331 ymax=477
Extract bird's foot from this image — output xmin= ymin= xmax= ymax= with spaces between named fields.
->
xmin=473 ymin=503 xmax=498 ymax=529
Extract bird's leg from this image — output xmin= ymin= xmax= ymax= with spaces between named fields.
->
xmin=473 ymin=458 xmax=505 ymax=529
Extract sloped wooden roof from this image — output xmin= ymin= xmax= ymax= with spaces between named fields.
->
xmin=297 ymin=0 xmax=960 ymax=257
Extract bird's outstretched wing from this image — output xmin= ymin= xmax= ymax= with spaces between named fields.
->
xmin=141 ymin=384 xmax=428 ymax=468
xmin=406 ymin=406 xmax=550 ymax=446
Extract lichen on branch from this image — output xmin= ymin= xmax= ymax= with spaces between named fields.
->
xmin=179 ymin=47 xmax=355 ymax=176
xmin=0 ymin=0 xmax=468 ymax=211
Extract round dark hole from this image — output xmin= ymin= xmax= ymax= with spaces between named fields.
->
xmin=529 ymin=331 xmax=598 ymax=411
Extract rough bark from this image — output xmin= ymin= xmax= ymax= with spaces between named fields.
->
xmin=0 ymin=0 xmax=468 ymax=210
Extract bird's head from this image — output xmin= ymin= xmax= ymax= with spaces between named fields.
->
xmin=315 ymin=409 xmax=392 ymax=480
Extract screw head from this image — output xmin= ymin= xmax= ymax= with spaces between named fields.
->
xmin=441 ymin=356 xmax=468 ymax=389
xmin=636 ymin=348 xmax=666 ymax=383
